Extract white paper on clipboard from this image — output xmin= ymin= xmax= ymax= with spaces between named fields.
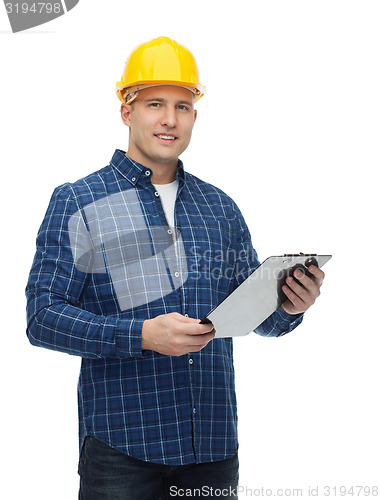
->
xmin=201 ymin=254 xmax=332 ymax=338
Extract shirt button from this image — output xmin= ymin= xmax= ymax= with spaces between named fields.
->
xmin=131 ymin=177 xmax=136 ymax=182
xmin=193 ymin=408 xmax=197 ymax=414
xmin=174 ymin=272 xmax=179 ymax=278
xmin=189 ymin=358 xmax=193 ymax=365
xmin=184 ymin=313 xmax=189 ymax=317
xmin=167 ymin=229 xmax=172 ymax=235
xmin=145 ymin=170 xmax=151 ymax=176
xmin=154 ymin=191 xmax=159 ymax=197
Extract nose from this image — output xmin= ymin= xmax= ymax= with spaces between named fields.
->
xmin=160 ymin=105 xmax=176 ymax=128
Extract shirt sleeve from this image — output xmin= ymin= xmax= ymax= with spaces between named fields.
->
xmin=231 ymin=200 xmax=304 ymax=338
xmin=25 ymin=185 xmax=145 ymax=359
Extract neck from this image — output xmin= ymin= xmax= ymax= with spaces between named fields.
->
xmin=151 ymin=167 xmax=177 ymax=185
xmin=125 ymin=151 xmax=178 ymax=184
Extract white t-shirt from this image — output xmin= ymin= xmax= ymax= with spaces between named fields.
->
xmin=153 ymin=180 xmax=179 ymax=228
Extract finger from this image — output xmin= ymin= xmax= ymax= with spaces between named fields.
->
xmin=285 ymin=273 xmax=320 ymax=309
xmin=292 ymin=270 xmax=320 ymax=296
xmin=181 ymin=320 xmax=215 ymax=336
xmin=282 ymin=283 xmax=307 ymax=309
xmin=286 ymin=275 xmax=311 ymax=301
xmin=188 ymin=330 xmax=216 ymax=350
xmin=194 ymin=323 xmax=215 ymax=335
xmin=307 ymin=265 xmax=325 ymax=286
xmin=175 ymin=313 xmax=200 ymax=324
xmin=173 ymin=314 xmax=212 ymax=330
xmin=194 ymin=329 xmax=216 ymax=343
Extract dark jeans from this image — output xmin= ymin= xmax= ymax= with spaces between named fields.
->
xmin=78 ymin=436 xmax=239 ymax=499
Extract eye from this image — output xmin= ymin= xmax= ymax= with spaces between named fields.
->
xmin=148 ymin=102 xmax=161 ymax=108
xmin=177 ymin=104 xmax=190 ymax=111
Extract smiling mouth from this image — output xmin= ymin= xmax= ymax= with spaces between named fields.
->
xmin=155 ymin=134 xmax=177 ymax=142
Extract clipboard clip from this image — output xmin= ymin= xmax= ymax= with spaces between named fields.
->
xmin=283 ymin=252 xmax=317 ymax=257
xmin=282 ymin=253 xmax=317 ymax=264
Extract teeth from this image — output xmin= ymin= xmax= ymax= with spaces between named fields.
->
xmin=157 ymin=135 xmax=175 ymax=140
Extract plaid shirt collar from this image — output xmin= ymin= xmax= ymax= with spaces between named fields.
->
xmin=110 ymin=149 xmax=186 ymax=189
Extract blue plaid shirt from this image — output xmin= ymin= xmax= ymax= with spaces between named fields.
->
xmin=26 ymin=149 xmax=303 ymax=465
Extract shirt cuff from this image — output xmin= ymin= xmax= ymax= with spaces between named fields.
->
xmin=255 ymin=307 xmax=304 ymax=337
xmin=271 ymin=307 xmax=304 ymax=336
xmin=116 ymin=318 xmax=146 ymax=358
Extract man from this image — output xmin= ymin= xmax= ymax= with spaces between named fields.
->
xmin=26 ymin=37 xmax=324 ymax=499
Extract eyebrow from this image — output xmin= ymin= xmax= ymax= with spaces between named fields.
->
xmin=144 ymin=97 xmax=193 ymax=106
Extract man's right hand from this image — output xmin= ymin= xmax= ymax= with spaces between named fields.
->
xmin=141 ymin=312 xmax=215 ymax=357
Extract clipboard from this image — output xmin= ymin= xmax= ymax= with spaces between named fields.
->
xmin=200 ymin=253 xmax=332 ymax=338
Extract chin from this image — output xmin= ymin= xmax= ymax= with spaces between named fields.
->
xmin=155 ymin=154 xmax=180 ymax=164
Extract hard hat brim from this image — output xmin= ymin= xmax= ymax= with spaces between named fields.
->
xmin=116 ymin=80 xmax=206 ymax=103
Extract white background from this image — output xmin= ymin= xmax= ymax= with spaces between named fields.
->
xmin=1 ymin=1 xmax=379 ymax=498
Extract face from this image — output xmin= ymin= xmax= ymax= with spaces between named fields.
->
xmin=121 ymin=85 xmax=197 ymax=172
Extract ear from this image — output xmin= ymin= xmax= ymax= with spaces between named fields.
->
xmin=120 ymin=103 xmax=132 ymax=127
xmin=193 ymin=108 xmax=197 ymax=124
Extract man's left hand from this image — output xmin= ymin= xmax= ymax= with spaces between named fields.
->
xmin=280 ymin=265 xmax=325 ymax=316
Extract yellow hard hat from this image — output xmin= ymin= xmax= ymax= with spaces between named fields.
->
xmin=116 ymin=36 xmax=206 ymax=104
